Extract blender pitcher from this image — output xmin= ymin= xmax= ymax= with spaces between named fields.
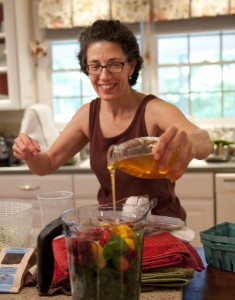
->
xmin=62 ymin=196 xmax=153 ymax=300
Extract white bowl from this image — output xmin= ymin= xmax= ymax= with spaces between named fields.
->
xmin=0 ymin=200 xmax=33 ymax=248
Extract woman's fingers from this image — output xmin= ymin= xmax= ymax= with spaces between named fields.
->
xmin=152 ymin=126 xmax=194 ymax=181
xmin=13 ymin=133 xmax=41 ymax=160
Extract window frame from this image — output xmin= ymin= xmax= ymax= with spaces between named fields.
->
xmin=154 ymin=15 xmax=235 ymax=128
xmin=37 ymin=16 xmax=235 ymax=130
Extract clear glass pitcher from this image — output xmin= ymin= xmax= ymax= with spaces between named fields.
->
xmin=107 ymin=136 xmax=177 ymax=179
xmin=62 ymin=196 xmax=153 ymax=300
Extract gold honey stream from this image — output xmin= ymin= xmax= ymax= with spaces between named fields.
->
xmin=108 ymin=163 xmax=117 ymax=223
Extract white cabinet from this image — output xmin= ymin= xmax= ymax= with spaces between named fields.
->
xmin=73 ymin=174 xmax=100 ymax=208
xmin=0 ymin=174 xmax=73 ymax=228
xmin=0 ymin=0 xmax=35 ymax=110
xmin=215 ymin=173 xmax=235 ymax=224
xmin=0 ymin=172 xmax=101 ymax=229
xmin=175 ymin=172 xmax=214 ymax=246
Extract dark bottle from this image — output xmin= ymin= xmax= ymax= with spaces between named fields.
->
xmin=0 ymin=136 xmax=10 ymax=166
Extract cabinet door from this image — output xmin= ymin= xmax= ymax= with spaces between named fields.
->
xmin=0 ymin=174 xmax=73 ymax=198
xmin=216 ymin=193 xmax=235 ymax=224
xmin=175 ymin=172 xmax=214 ymax=199
xmin=73 ymin=174 xmax=100 ymax=207
xmin=180 ymin=199 xmax=214 ymax=247
xmin=175 ymin=172 xmax=214 ymax=247
xmin=0 ymin=174 xmax=73 ymax=228
xmin=0 ymin=0 xmax=35 ymax=110
xmin=0 ymin=0 xmax=20 ymax=109
xmin=215 ymin=173 xmax=235 ymax=224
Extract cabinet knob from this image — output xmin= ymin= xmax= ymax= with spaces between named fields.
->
xmin=18 ymin=185 xmax=40 ymax=191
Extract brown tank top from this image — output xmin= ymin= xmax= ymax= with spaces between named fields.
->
xmin=89 ymin=94 xmax=186 ymax=221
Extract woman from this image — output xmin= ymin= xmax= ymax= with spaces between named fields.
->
xmin=13 ymin=20 xmax=214 ymax=221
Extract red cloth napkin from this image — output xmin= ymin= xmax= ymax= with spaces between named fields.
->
xmin=51 ymin=236 xmax=69 ymax=285
xmin=51 ymin=231 xmax=204 ymax=285
xmin=142 ymin=232 xmax=204 ymax=272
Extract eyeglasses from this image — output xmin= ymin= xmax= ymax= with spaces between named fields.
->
xmin=86 ymin=61 xmax=128 ymax=75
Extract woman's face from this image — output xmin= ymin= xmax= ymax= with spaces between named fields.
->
xmin=86 ymin=41 xmax=136 ymax=101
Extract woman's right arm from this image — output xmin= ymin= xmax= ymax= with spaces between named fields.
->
xmin=13 ymin=103 xmax=90 ymax=176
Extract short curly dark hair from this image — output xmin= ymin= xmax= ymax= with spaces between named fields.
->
xmin=78 ymin=20 xmax=143 ymax=86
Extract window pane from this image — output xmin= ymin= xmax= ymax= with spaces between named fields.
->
xmin=191 ymin=92 xmax=222 ymax=118
xmin=161 ymin=93 xmax=190 ymax=116
xmin=158 ymin=35 xmax=188 ymax=64
xmin=54 ymin=97 xmax=82 ymax=123
xmin=224 ymin=92 xmax=235 ymax=117
xmin=82 ymin=96 xmax=97 ymax=105
xmin=223 ymin=64 xmax=235 ymax=90
xmin=52 ymin=41 xmax=79 ymax=70
xmin=52 ymin=71 xmax=81 ymax=96
xmin=222 ymin=33 xmax=235 ymax=61
xmin=158 ymin=67 xmax=189 ymax=93
xmin=190 ymin=33 xmax=220 ymax=63
xmin=190 ymin=65 xmax=222 ymax=92
xmin=81 ymin=73 xmax=96 ymax=96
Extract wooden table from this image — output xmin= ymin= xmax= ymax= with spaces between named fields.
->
xmin=183 ymin=248 xmax=235 ymax=300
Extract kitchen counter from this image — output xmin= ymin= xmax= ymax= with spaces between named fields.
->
xmin=1 ymin=158 xmax=235 ymax=175
xmin=1 ymin=247 xmax=235 ymax=300
xmin=0 ymin=230 xmax=182 ymax=300
xmin=0 ymin=286 xmax=182 ymax=300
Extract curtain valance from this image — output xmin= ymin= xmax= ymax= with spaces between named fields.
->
xmin=38 ymin=0 xmax=235 ymax=29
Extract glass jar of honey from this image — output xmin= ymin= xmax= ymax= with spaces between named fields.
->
xmin=107 ymin=137 xmax=177 ymax=179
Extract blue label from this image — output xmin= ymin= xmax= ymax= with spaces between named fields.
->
xmin=0 ymin=267 xmax=17 ymax=292
xmin=4 ymin=248 xmax=29 ymax=254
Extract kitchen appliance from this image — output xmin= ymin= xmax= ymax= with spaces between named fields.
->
xmin=0 ymin=136 xmax=21 ymax=166
xmin=206 ymin=141 xmax=232 ymax=162
xmin=0 ymin=136 xmax=10 ymax=166
xmin=37 ymin=197 xmax=154 ymax=297
xmin=215 ymin=174 xmax=235 ymax=224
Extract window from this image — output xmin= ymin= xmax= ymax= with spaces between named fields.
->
xmin=51 ymin=40 xmax=97 ymax=123
xmin=157 ymin=30 xmax=235 ymax=120
xmin=46 ymin=18 xmax=235 ymax=126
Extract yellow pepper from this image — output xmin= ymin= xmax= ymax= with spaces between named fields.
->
xmin=116 ymin=224 xmax=134 ymax=239
xmin=124 ymin=238 xmax=135 ymax=250
xmin=91 ymin=241 xmax=106 ymax=269
xmin=115 ymin=224 xmax=135 ymax=250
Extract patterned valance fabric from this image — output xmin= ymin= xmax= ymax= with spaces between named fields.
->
xmin=38 ymin=0 xmax=73 ymax=28
xmin=72 ymin=0 xmax=111 ymax=27
xmin=38 ymin=0 xmax=235 ymax=29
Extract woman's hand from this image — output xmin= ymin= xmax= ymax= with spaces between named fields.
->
xmin=151 ymin=126 xmax=195 ymax=181
xmin=13 ymin=133 xmax=41 ymax=161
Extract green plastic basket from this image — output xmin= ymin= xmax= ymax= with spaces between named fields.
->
xmin=200 ymin=222 xmax=235 ymax=273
